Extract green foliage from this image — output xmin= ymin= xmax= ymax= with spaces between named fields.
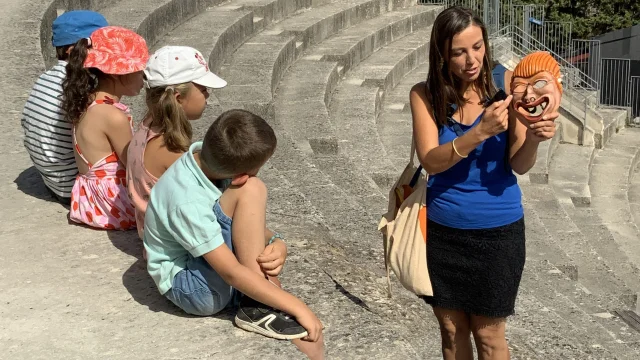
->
xmin=513 ymin=0 xmax=640 ymax=39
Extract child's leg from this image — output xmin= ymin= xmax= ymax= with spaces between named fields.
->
xmin=217 ymin=177 xmax=268 ymax=275
xmin=218 ymin=178 xmax=325 ymax=358
xmin=292 ymin=334 xmax=325 ymax=360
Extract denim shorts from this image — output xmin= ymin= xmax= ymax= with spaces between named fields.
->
xmin=165 ymin=201 xmax=237 ymax=316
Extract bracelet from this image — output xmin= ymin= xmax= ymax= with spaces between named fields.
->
xmin=452 ymin=138 xmax=468 ymax=158
xmin=268 ymin=233 xmax=284 ymax=245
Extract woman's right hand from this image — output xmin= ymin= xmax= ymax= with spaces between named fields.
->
xmin=476 ymin=95 xmax=513 ymax=140
xmin=295 ymin=306 xmax=324 ymax=342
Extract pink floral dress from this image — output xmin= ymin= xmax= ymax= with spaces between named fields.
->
xmin=69 ymin=98 xmax=137 ymax=230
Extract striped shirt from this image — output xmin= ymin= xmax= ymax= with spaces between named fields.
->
xmin=21 ymin=60 xmax=77 ymax=199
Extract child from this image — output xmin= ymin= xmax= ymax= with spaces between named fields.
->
xmin=127 ymin=45 xmax=227 ymax=241
xmin=61 ymin=26 xmax=149 ymax=230
xmin=144 ymin=110 xmax=325 ymax=359
xmin=21 ymin=10 xmax=108 ymax=205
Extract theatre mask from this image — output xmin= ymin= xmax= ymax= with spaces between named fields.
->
xmin=510 ymin=51 xmax=563 ymax=124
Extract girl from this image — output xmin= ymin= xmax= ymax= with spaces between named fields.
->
xmin=409 ymin=6 xmax=557 ymax=360
xmin=62 ymin=26 xmax=149 ymax=230
xmin=126 ymin=45 xmax=227 ymax=240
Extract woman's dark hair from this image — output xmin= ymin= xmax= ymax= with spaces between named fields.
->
xmin=61 ymin=38 xmax=103 ymax=125
xmin=426 ymin=6 xmax=496 ymax=126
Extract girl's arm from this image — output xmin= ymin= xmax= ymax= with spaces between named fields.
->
xmin=106 ymin=110 xmax=133 ymax=166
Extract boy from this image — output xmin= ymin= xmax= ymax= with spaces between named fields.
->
xmin=144 ymin=109 xmax=324 ymax=359
xmin=21 ymin=10 xmax=108 ymax=205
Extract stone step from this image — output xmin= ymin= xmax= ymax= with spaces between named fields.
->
xmin=259 ymin=166 xmax=443 ymax=357
xmin=587 ymin=127 xmax=640 ymax=294
xmin=521 ymin=182 xmax=637 ymax=309
xmin=217 ymin=0 xmax=416 ymax=118
xmin=519 ymin=258 xmax=640 ymax=357
xmin=0 ymin=199 xmax=427 ymax=359
xmin=101 ymin=0 xmax=226 ymax=48
xmin=526 ymin=122 xmax=563 ymax=184
xmin=376 ymin=67 xmax=425 ymax=170
xmin=523 ymin=196 xmax=640 ymax=348
xmin=515 ymin=201 xmax=640 ymax=356
xmin=549 ymin=143 xmax=594 ymax=206
xmin=275 ymin=4 xmax=439 ymax=154
xmin=597 ymin=107 xmax=627 ymax=148
xmin=272 ymin=25 xmax=639 ymax=355
xmin=629 ymin=139 xmax=640 ymax=245
xmin=126 ymin=0 xmax=317 ymax=131
xmin=258 ymin=127 xmax=613 ymax=359
xmin=329 ymin=27 xmax=432 ymax=189
xmin=306 ymin=5 xmax=440 ymax=73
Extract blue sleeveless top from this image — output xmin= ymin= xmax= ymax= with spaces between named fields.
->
xmin=426 ymin=64 xmax=523 ymax=229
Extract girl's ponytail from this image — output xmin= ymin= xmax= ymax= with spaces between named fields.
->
xmin=62 ymin=38 xmax=98 ymax=125
xmin=145 ymin=83 xmax=193 ymax=152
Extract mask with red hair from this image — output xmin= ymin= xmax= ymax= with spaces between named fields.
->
xmin=510 ymin=51 xmax=563 ymax=124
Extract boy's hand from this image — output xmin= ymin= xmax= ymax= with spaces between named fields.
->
xmin=257 ymin=239 xmax=287 ymax=276
xmin=295 ymin=308 xmax=324 ymax=342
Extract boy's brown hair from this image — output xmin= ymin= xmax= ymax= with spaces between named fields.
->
xmin=201 ymin=109 xmax=277 ymax=176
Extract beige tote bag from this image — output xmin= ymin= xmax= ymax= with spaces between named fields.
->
xmin=378 ymin=137 xmax=432 ymax=297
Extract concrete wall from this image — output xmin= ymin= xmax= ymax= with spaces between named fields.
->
xmin=595 ymin=24 xmax=640 ymax=61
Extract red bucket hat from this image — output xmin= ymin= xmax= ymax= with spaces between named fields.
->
xmin=84 ymin=26 xmax=149 ymax=75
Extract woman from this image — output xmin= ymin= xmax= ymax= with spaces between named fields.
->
xmin=409 ymin=6 xmax=558 ymax=360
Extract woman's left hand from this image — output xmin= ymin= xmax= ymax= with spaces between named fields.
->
xmin=527 ymin=112 xmax=559 ymax=142
xmin=257 ymin=239 xmax=288 ymax=276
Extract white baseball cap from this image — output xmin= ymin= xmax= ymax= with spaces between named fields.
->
xmin=144 ymin=45 xmax=227 ymax=89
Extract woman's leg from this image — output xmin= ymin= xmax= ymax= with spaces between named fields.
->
xmin=432 ymin=307 xmax=473 ymax=360
xmin=470 ymin=315 xmax=509 ymax=360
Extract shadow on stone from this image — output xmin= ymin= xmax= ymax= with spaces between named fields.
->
xmin=107 ymin=230 xmax=235 ymax=323
xmin=14 ymin=166 xmax=62 ymax=204
xmin=322 ymin=269 xmax=372 ymax=313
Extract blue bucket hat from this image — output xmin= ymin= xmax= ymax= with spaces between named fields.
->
xmin=52 ymin=10 xmax=108 ymax=47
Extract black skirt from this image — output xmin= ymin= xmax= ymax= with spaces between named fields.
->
xmin=422 ymin=217 xmax=525 ymax=318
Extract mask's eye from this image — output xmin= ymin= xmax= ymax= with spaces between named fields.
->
xmin=512 ymin=83 xmax=527 ymax=93
xmin=533 ymin=79 xmax=548 ymax=89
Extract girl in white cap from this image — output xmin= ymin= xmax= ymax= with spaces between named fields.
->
xmin=127 ymin=45 xmax=227 ymax=243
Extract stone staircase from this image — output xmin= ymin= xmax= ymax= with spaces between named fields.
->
xmin=3 ymin=0 xmax=639 ymax=358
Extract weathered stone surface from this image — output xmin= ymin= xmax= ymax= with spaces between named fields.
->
xmin=6 ymin=0 xmax=640 ymax=358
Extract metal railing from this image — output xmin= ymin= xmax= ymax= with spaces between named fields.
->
xmin=569 ymin=39 xmax=601 ymax=90
xmin=600 ymin=58 xmax=631 ymax=109
xmin=417 ymin=0 xmax=633 ymax=126
xmin=631 ymin=76 xmax=640 ymax=121
xmin=491 ymin=25 xmax=596 ymax=136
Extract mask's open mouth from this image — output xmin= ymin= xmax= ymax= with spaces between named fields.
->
xmin=515 ymin=96 xmax=550 ymax=122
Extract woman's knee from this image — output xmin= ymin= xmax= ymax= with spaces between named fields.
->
xmin=471 ymin=316 xmax=507 ymax=352
xmin=434 ymin=308 xmax=470 ymax=347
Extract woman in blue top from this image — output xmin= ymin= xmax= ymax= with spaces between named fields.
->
xmin=409 ymin=6 xmax=558 ymax=360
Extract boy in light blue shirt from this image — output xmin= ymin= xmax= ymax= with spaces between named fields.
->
xmin=144 ymin=109 xmax=324 ymax=359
